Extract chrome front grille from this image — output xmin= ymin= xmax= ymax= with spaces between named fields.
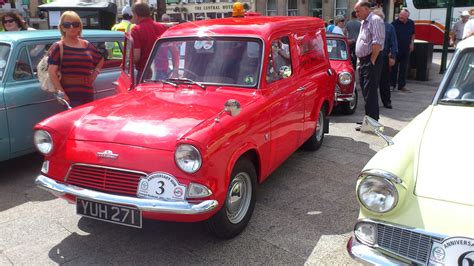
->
xmin=66 ymin=164 xmax=146 ymax=196
xmin=376 ymin=224 xmax=443 ymax=264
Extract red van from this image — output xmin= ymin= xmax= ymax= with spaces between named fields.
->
xmin=34 ymin=16 xmax=335 ymax=238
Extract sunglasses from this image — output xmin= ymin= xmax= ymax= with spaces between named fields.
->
xmin=62 ymin=22 xmax=81 ymax=28
xmin=4 ymin=19 xmax=15 ymax=24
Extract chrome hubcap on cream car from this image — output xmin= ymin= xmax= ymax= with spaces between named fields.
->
xmin=226 ymin=173 xmax=252 ymax=224
xmin=316 ymin=110 xmax=324 ymax=142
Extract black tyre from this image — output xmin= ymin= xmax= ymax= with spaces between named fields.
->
xmin=303 ymin=106 xmax=326 ymax=151
xmin=340 ymin=87 xmax=358 ymax=115
xmin=205 ymin=158 xmax=257 ymax=239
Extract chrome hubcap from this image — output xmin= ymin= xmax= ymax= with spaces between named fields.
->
xmin=316 ymin=110 xmax=324 ymax=142
xmin=226 ymin=172 xmax=252 ymax=224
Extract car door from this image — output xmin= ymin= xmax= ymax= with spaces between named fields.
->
xmin=89 ymin=38 xmax=123 ymax=99
xmin=4 ymin=42 xmax=64 ymax=156
xmin=116 ymin=32 xmax=134 ymax=93
xmin=265 ymin=35 xmax=305 ymax=167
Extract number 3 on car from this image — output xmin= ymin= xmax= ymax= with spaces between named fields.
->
xmin=34 ymin=16 xmax=335 ymax=238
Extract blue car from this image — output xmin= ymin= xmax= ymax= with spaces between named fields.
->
xmin=0 ymin=30 xmax=124 ymax=162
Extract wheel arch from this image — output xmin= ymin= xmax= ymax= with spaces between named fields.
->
xmin=225 ymin=144 xmax=261 ymax=186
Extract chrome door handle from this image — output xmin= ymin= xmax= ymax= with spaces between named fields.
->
xmin=297 ymin=87 xmax=305 ymax=92
xmin=112 ymin=81 xmax=119 ymax=86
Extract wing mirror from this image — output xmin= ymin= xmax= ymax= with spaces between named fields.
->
xmin=215 ymin=99 xmax=241 ymax=122
xmin=360 ymin=115 xmax=394 ymax=146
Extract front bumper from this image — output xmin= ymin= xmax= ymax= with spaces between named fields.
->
xmin=346 ymin=236 xmax=404 ymax=265
xmin=35 ymin=174 xmax=219 ymax=215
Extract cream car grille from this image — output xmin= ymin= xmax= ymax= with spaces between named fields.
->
xmin=377 ymin=224 xmax=443 ymax=264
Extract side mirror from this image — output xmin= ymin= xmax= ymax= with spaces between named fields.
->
xmin=215 ymin=99 xmax=241 ymax=122
xmin=360 ymin=115 xmax=394 ymax=146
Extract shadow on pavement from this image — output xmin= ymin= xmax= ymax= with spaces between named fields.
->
xmin=0 ymin=153 xmax=55 ymax=212
xmin=45 ymin=135 xmax=374 ymax=264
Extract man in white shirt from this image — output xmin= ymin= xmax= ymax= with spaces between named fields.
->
xmin=451 ymin=11 xmax=470 ymax=46
xmin=463 ymin=12 xmax=474 ymax=40
xmin=332 ymin=15 xmax=346 ymax=35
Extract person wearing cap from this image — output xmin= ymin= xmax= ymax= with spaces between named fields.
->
xmin=450 ymin=11 xmax=470 ymax=46
xmin=332 ymin=15 xmax=346 ymax=35
xmin=112 ymin=6 xmax=135 ymax=33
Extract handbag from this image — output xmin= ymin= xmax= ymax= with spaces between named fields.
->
xmin=37 ymin=41 xmax=63 ymax=93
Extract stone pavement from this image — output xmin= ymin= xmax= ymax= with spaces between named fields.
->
xmin=0 ymin=52 xmax=451 ymax=265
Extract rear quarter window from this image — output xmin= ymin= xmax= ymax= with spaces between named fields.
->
xmin=296 ymin=30 xmax=327 ymax=68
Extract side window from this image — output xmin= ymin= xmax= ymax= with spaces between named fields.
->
xmin=13 ymin=47 xmax=33 ymax=81
xmin=266 ymin=36 xmax=292 ymax=83
xmin=297 ymin=30 xmax=326 ymax=67
xmin=28 ymin=42 xmax=53 ymax=76
xmin=92 ymin=41 xmax=122 ymax=70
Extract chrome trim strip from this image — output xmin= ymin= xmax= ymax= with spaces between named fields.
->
xmin=36 ymin=174 xmax=219 ymax=215
xmin=95 ymin=88 xmax=116 ymax=94
xmin=0 ymin=107 xmax=5 ymax=111
xmin=65 ymin=163 xmax=147 ymax=182
xmin=5 ymin=98 xmax=58 ymax=110
xmin=347 ymin=236 xmax=404 ymax=266
xmin=360 ymin=169 xmax=402 ymax=184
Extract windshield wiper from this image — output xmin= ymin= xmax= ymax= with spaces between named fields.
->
xmin=440 ymin=98 xmax=474 ymax=105
xmin=142 ymin=79 xmax=177 ymax=87
xmin=167 ymin=78 xmax=206 ymax=90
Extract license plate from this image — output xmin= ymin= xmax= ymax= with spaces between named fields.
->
xmin=76 ymin=198 xmax=142 ymax=228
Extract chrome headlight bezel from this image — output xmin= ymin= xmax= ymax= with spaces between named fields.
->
xmin=174 ymin=144 xmax=202 ymax=174
xmin=357 ymin=173 xmax=399 ymax=213
xmin=338 ymin=71 xmax=352 ymax=85
xmin=34 ymin=130 xmax=54 ymax=155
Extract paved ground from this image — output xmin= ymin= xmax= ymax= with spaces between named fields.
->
xmin=0 ymin=53 xmax=449 ymax=265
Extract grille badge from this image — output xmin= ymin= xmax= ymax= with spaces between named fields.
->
xmin=96 ymin=150 xmax=119 ymax=159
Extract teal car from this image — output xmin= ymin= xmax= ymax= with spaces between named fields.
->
xmin=0 ymin=30 xmax=124 ymax=162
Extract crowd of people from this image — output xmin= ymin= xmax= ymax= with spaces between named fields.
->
xmin=327 ymin=1 xmax=474 ymax=130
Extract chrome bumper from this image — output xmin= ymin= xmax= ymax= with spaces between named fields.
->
xmin=35 ymin=174 xmax=219 ymax=215
xmin=346 ymin=236 xmax=404 ymax=265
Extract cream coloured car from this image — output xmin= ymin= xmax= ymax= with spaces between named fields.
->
xmin=347 ymin=37 xmax=474 ymax=265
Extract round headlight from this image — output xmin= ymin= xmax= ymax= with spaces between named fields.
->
xmin=34 ymin=130 xmax=53 ymax=155
xmin=357 ymin=176 xmax=398 ymax=213
xmin=175 ymin=144 xmax=202 ymax=173
xmin=338 ymin=72 xmax=352 ymax=85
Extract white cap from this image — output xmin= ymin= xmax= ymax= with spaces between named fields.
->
xmin=122 ymin=6 xmax=132 ymax=16
xmin=462 ymin=10 xmax=470 ymax=17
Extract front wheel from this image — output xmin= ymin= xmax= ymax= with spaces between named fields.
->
xmin=205 ymin=158 xmax=257 ymax=239
xmin=303 ymin=106 xmax=326 ymax=151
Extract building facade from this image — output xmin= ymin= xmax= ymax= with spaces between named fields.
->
xmin=165 ymin=0 xmax=256 ymax=22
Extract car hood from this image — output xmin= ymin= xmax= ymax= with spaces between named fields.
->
xmin=70 ymin=85 xmax=254 ymax=151
xmin=415 ymin=105 xmax=474 ymax=206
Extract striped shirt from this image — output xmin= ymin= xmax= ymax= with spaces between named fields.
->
xmin=355 ymin=12 xmax=385 ymax=58
xmin=48 ymin=40 xmax=102 ymax=100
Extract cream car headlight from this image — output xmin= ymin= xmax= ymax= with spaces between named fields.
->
xmin=358 ymin=176 xmax=398 ymax=213
xmin=175 ymin=144 xmax=202 ymax=173
xmin=338 ymin=72 xmax=352 ymax=85
xmin=34 ymin=130 xmax=53 ymax=155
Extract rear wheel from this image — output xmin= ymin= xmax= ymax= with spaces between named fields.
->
xmin=340 ymin=87 xmax=358 ymax=115
xmin=205 ymin=158 xmax=257 ymax=239
xmin=303 ymin=106 xmax=326 ymax=151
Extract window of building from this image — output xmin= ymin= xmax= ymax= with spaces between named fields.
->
xmin=310 ymin=0 xmax=322 ymax=17
xmin=288 ymin=0 xmax=298 ymax=16
xmin=335 ymin=0 xmax=348 ymax=17
xmin=267 ymin=0 xmax=277 ymax=16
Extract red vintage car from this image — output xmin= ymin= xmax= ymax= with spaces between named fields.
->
xmin=326 ymin=33 xmax=357 ymax=115
xmin=34 ymin=17 xmax=335 ymax=238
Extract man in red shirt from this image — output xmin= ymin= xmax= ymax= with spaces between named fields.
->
xmin=131 ymin=2 xmax=167 ymax=81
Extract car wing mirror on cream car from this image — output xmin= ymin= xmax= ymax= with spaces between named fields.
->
xmin=361 ymin=115 xmax=394 ymax=146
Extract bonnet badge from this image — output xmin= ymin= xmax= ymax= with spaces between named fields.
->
xmin=96 ymin=150 xmax=119 ymax=159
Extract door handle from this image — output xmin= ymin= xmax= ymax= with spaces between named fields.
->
xmin=297 ymin=86 xmax=305 ymax=92
xmin=112 ymin=81 xmax=119 ymax=86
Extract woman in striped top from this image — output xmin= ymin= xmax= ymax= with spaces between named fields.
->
xmin=48 ymin=11 xmax=104 ymax=107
